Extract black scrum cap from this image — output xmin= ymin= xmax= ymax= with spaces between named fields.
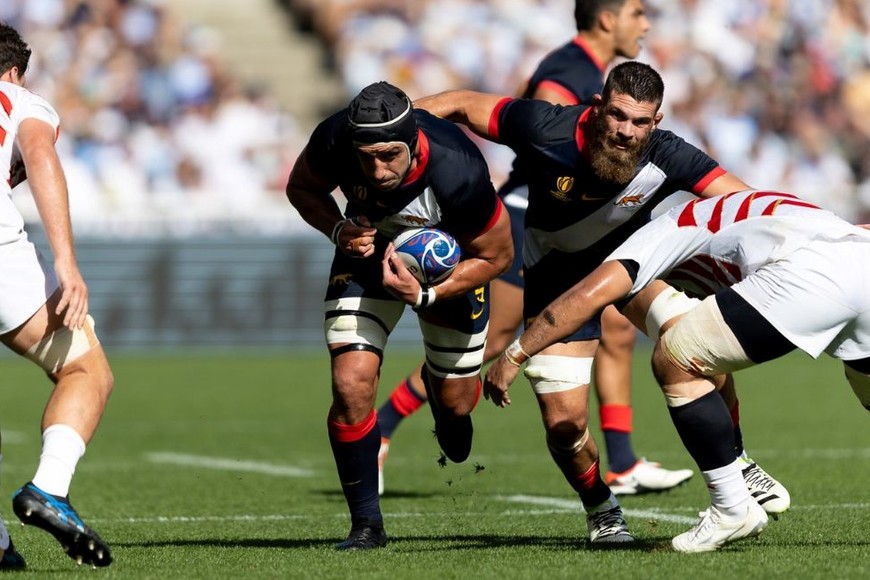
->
xmin=347 ymin=82 xmax=417 ymax=148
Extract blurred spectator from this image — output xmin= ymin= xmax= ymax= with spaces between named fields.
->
xmin=287 ymin=0 xmax=870 ymax=221
xmin=7 ymin=0 xmax=306 ymax=235
xmin=10 ymin=0 xmax=870 ymax=231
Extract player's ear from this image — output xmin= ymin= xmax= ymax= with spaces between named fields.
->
xmin=598 ymin=8 xmax=617 ymax=32
xmin=591 ymin=94 xmax=604 ymax=107
xmin=654 ymin=111 xmax=664 ymax=127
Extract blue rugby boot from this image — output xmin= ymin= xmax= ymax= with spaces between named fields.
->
xmin=12 ymin=482 xmax=112 ymax=567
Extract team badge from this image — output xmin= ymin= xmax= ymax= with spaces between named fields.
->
xmin=550 ymin=176 xmax=574 ymax=202
xmin=614 ymin=193 xmax=646 ymax=207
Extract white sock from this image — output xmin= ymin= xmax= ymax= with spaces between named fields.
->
xmin=0 ymin=454 xmax=7 ymax=551
xmin=31 ymin=424 xmax=86 ymax=497
xmin=702 ymin=459 xmax=752 ymax=516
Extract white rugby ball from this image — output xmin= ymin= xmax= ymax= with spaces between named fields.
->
xmin=392 ymin=227 xmax=461 ymax=285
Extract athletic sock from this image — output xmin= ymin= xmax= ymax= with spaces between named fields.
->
xmin=574 ymin=461 xmax=613 ymax=509
xmin=702 ymin=459 xmax=752 ymax=515
xmin=600 ymin=404 xmax=637 ymax=473
xmin=32 ymin=424 xmax=86 ymax=497
xmin=377 ymin=376 xmax=428 ymax=439
xmin=328 ymin=410 xmax=382 ymax=525
xmin=667 ymin=390 xmax=737 ymax=472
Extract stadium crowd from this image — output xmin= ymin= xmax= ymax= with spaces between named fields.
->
xmin=287 ymin=0 xmax=870 ymax=223
xmin=4 ymin=0 xmax=305 ymax=235
xmin=5 ymin=0 xmax=870 ymax=231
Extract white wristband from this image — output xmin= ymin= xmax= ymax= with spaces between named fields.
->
xmin=413 ymin=286 xmax=437 ymax=310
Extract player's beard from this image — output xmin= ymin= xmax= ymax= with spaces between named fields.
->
xmin=587 ymin=115 xmax=648 ymax=185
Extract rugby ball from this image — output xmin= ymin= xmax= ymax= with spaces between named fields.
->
xmin=392 ymin=227 xmax=461 ymax=285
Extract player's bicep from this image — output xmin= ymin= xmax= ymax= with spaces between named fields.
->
xmin=460 ymin=203 xmax=513 ymax=264
xmin=17 ymin=117 xmax=59 ymax=162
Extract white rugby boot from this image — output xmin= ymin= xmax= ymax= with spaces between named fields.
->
xmin=738 ymin=453 xmax=790 ymax=515
xmin=605 ymin=458 xmax=694 ymax=495
xmin=672 ymin=500 xmax=768 ymax=553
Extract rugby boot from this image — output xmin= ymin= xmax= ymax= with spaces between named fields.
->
xmin=586 ymin=493 xmax=634 ymax=544
xmin=336 ymin=519 xmax=387 ymax=551
xmin=672 ymin=500 xmax=768 ymax=553
xmin=738 ymin=454 xmax=790 ymax=516
xmin=605 ymin=458 xmax=693 ymax=495
xmin=12 ymin=482 xmax=112 ymax=567
xmin=0 ymin=537 xmax=26 ymax=570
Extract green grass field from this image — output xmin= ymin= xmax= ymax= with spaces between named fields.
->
xmin=2 ymin=347 xmax=869 ymax=578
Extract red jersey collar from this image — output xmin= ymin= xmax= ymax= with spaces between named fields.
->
xmin=572 ymin=36 xmax=607 ymax=73
xmin=402 ymin=129 xmax=428 ymax=186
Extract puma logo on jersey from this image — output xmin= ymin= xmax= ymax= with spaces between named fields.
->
xmin=550 ymin=176 xmax=574 ymax=202
xmin=403 ymin=215 xmax=430 ymax=226
xmin=615 ymin=194 xmax=645 ymax=207
xmin=330 ymin=273 xmax=352 ymax=285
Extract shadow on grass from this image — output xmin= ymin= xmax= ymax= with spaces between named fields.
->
xmin=113 ymin=535 xmax=673 ymax=552
xmin=317 ymin=489 xmax=441 ymax=500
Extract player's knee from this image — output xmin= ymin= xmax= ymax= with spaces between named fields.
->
xmin=546 ymin=423 xmax=590 ymax=458
xmin=53 ymin=346 xmax=114 ymax=402
xmin=524 ymin=355 xmax=592 ymax=395
xmin=650 ymin=338 xmax=673 ymax=387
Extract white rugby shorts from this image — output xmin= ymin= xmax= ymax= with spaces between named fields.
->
xmin=731 ymin=238 xmax=870 ymax=360
xmin=0 ymin=237 xmax=59 ymax=334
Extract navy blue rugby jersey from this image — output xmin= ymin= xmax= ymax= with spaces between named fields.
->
xmin=488 ymin=97 xmax=724 ymax=270
xmin=305 ymin=108 xmax=501 ymax=243
xmin=521 ymin=36 xmax=605 ymax=104
xmin=501 ymin=37 xmax=605 ymax=205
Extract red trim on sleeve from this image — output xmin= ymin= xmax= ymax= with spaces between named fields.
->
xmin=572 ymin=36 xmax=606 ymax=72
xmin=402 ymin=129 xmax=429 ymax=186
xmin=691 ymin=166 xmax=726 ymax=194
xmin=488 ymin=97 xmax=512 ymax=140
xmin=328 ymin=409 xmax=377 ymax=443
xmin=536 ymin=80 xmax=580 ymax=105
xmin=475 ymin=196 xmax=505 ymax=237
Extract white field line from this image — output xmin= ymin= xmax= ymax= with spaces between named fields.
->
xmin=87 ymin=500 xmax=869 ymax=526
xmin=145 ymin=452 xmax=315 ymax=477
xmin=497 ymin=495 xmax=698 ymax=524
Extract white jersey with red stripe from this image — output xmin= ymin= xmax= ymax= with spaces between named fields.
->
xmin=609 ymin=189 xmax=870 ymax=298
xmin=0 ymin=80 xmax=60 ymax=245
xmin=609 ymin=190 xmax=870 ymax=359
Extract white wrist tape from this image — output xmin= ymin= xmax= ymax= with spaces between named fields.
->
xmin=503 ymin=338 xmax=530 ymax=367
xmin=413 ymin=286 xmax=437 ymax=310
